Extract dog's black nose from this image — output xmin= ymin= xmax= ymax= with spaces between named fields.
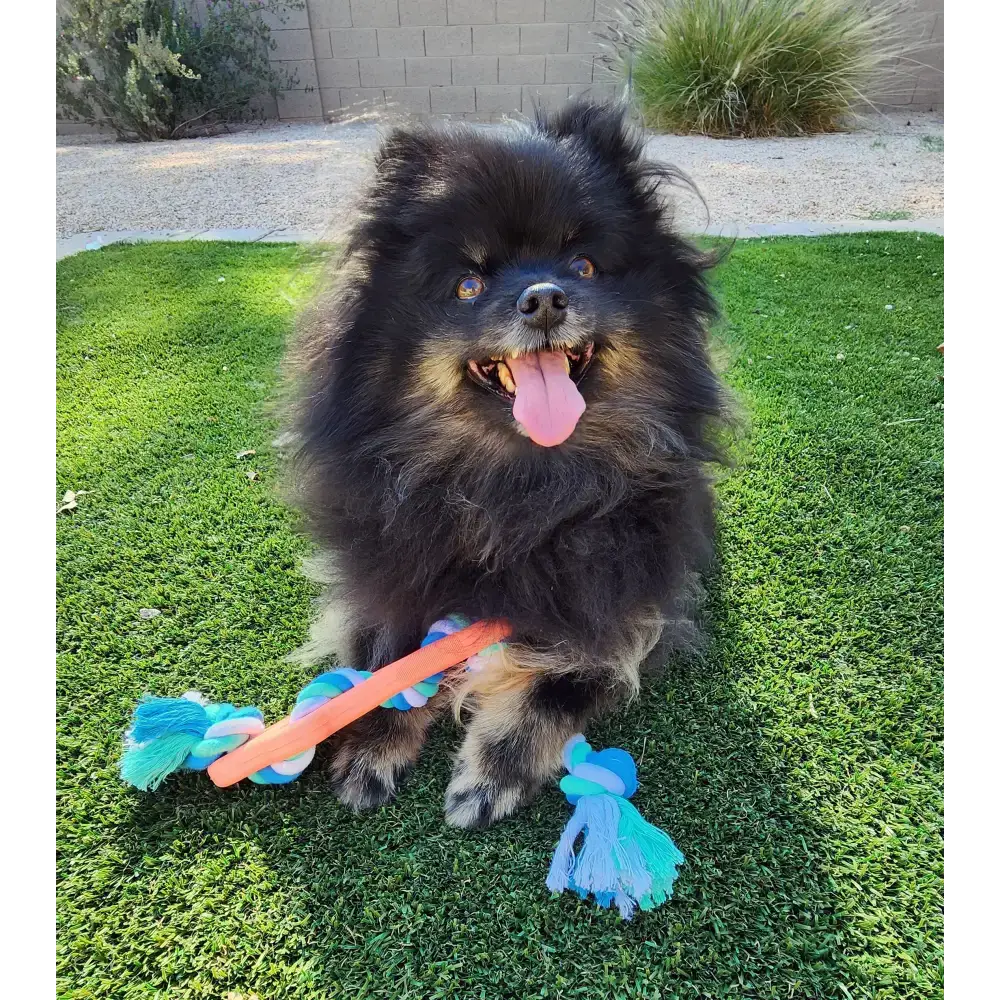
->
xmin=517 ymin=282 xmax=568 ymax=327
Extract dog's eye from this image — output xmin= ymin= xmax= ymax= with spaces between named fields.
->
xmin=456 ymin=276 xmax=485 ymax=300
xmin=569 ymin=256 xmax=597 ymax=279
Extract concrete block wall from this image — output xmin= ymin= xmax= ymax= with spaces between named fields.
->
xmin=56 ymin=1 xmax=942 ymax=132
xmin=267 ymin=0 xmax=942 ymax=121
xmin=869 ymin=0 xmax=943 ymax=108
xmin=267 ymin=0 xmax=621 ymax=121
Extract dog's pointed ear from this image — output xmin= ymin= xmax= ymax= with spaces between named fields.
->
xmin=345 ymin=127 xmax=440 ymax=259
xmin=536 ymin=100 xmax=642 ymax=168
xmin=373 ymin=126 xmax=437 ymax=179
xmin=540 ymin=99 xmax=708 ymax=235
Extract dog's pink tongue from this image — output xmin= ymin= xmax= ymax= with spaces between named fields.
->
xmin=508 ymin=351 xmax=586 ymax=447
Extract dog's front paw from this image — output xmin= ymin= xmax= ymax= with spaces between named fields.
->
xmin=443 ymin=760 xmax=535 ymax=829
xmin=329 ymin=747 xmax=411 ymax=811
xmin=327 ymin=714 xmax=426 ymax=811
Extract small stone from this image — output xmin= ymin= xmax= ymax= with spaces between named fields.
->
xmin=885 ymin=304 xmax=894 ymax=311
xmin=139 ymin=608 xmax=161 ymax=620
xmin=218 ymin=276 xmax=226 ymax=283
xmin=836 ymin=353 xmax=845 ymax=361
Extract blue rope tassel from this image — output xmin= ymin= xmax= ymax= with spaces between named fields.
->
xmin=120 ymin=615 xmax=495 ymax=790
xmin=546 ymin=734 xmax=685 ymax=919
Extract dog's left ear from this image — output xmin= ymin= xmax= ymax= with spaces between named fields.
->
xmin=543 ymin=98 xmax=710 ymax=250
xmin=536 ymin=100 xmax=642 ymax=170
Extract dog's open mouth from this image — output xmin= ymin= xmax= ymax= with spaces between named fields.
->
xmin=466 ymin=344 xmax=596 ymax=401
xmin=467 ymin=344 xmax=595 ymax=447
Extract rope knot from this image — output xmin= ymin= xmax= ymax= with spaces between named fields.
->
xmin=558 ymin=733 xmax=639 ymax=802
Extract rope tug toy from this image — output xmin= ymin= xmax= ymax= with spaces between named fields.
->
xmin=120 ymin=618 xmax=684 ymax=917
xmin=120 ymin=616 xmax=505 ymax=791
xmin=547 ymin=734 xmax=685 ymax=919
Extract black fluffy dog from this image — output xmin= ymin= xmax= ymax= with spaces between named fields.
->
xmin=291 ymin=101 xmax=724 ymax=828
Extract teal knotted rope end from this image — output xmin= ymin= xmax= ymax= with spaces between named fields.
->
xmin=546 ymin=734 xmax=684 ymax=919
xmin=120 ymin=693 xmax=266 ymax=791
xmin=120 ymin=694 xmax=213 ymax=791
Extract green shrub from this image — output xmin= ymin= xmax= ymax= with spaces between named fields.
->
xmin=56 ymin=1 xmax=304 ymax=141
xmin=611 ymin=0 xmax=900 ymax=137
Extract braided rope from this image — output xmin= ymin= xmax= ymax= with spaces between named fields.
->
xmin=122 ymin=615 xmax=502 ymax=790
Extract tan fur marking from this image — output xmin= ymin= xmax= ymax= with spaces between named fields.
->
xmin=413 ymin=347 xmax=465 ymax=403
xmin=454 ymin=609 xmax=663 ymax=716
xmin=596 ymin=336 xmax=647 ymax=384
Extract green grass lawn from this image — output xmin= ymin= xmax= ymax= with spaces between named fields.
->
xmin=57 ymin=236 xmax=943 ymax=1000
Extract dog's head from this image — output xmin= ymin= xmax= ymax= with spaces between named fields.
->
xmin=302 ymin=102 xmax=722 ymax=485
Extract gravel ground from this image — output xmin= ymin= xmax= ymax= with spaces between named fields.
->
xmin=56 ymin=111 xmax=943 ymax=239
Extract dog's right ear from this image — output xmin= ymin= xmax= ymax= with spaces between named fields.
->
xmin=374 ymin=127 xmax=436 ymax=178
xmin=345 ymin=127 xmax=439 ymax=259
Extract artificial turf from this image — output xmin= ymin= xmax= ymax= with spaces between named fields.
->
xmin=56 ymin=236 xmax=943 ymax=1000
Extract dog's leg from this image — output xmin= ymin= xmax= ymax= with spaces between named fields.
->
xmin=443 ymin=671 xmax=615 ymax=829
xmin=444 ymin=610 xmax=666 ymax=829
xmin=326 ymin=620 xmax=443 ymax=811
xmin=327 ymin=703 xmax=440 ymax=811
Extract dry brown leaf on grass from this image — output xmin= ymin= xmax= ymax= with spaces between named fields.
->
xmin=236 ymin=449 xmax=256 ymax=460
xmin=937 ymin=343 xmax=944 ymax=354
xmin=58 ymin=490 xmax=89 ymax=514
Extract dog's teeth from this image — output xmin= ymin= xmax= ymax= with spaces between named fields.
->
xmin=496 ymin=362 xmax=516 ymax=394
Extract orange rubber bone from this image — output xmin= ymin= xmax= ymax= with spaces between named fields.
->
xmin=207 ymin=618 xmax=511 ymax=787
